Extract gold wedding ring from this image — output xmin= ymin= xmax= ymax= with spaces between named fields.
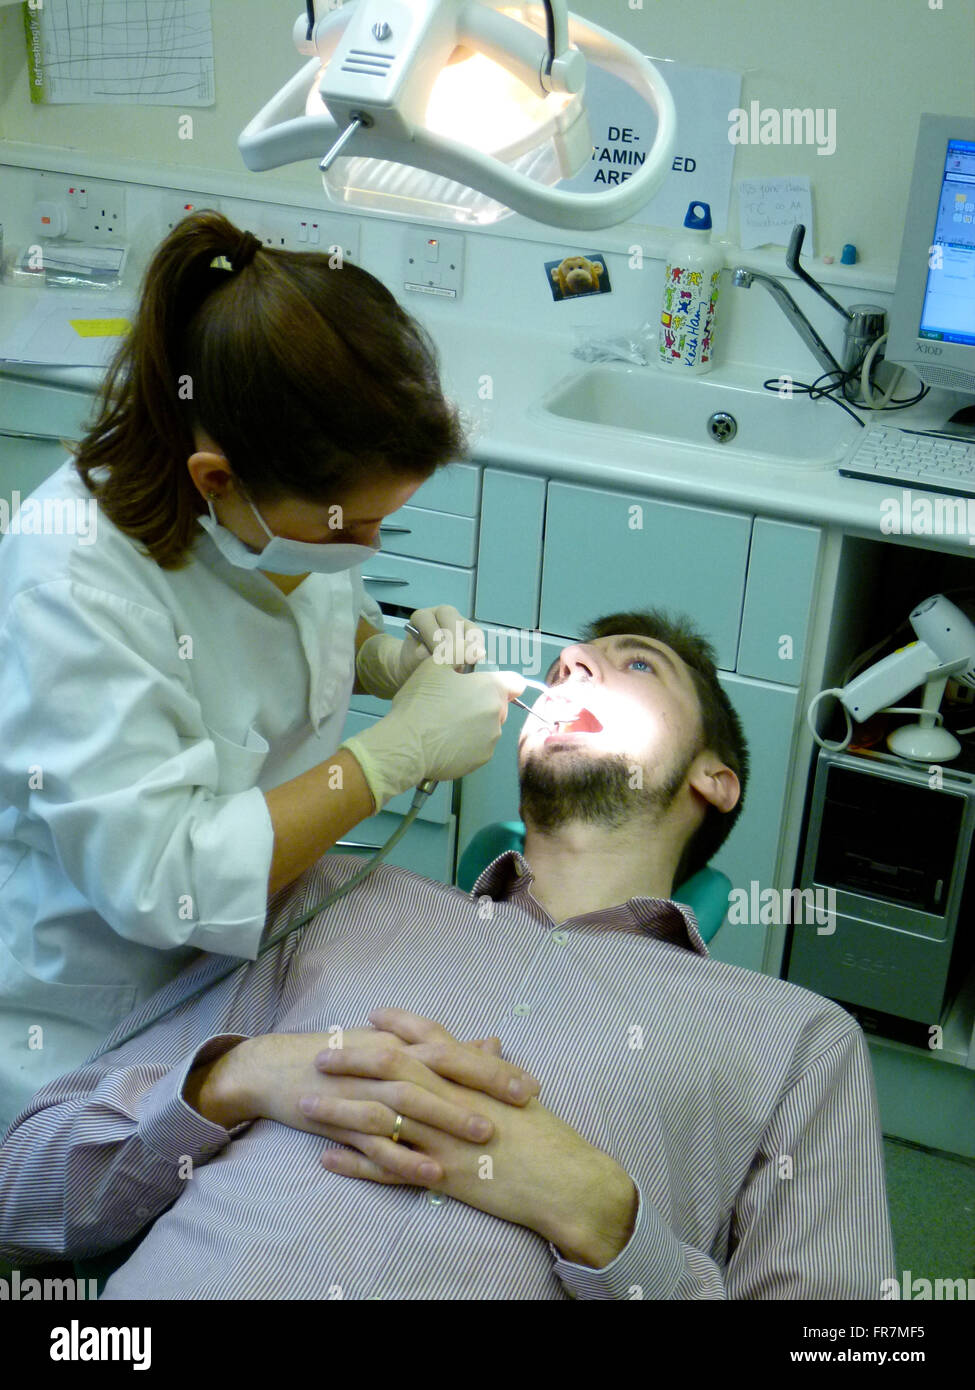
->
xmin=390 ymin=1113 xmax=404 ymax=1143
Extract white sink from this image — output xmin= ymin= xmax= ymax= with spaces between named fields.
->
xmin=538 ymin=363 xmax=860 ymax=465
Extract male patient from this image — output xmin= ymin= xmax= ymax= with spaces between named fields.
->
xmin=0 ymin=609 xmax=895 ymax=1299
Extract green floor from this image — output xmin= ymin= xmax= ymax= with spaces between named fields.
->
xmin=882 ymin=1136 xmax=975 ymax=1285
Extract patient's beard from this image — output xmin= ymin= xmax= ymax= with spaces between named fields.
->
xmin=518 ymin=742 xmax=699 ymax=833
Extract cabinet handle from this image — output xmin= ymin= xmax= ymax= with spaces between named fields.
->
xmin=363 ymin=576 xmax=409 ymax=586
xmin=334 ymin=835 xmax=407 ymax=850
xmin=379 ymin=524 xmax=412 ymax=534
xmin=0 ymin=428 xmax=69 ymax=442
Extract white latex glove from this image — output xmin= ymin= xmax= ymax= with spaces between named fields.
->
xmin=341 ymin=659 xmax=526 ymax=811
xmin=355 ymin=606 xmax=487 ymax=699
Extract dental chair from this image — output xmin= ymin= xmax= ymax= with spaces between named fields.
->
xmin=457 ymin=821 xmax=731 ymax=943
xmin=53 ymin=828 xmax=729 ymax=1294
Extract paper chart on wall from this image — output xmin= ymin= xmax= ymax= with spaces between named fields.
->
xmin=24 ymin=0 xmax=214 ymax=105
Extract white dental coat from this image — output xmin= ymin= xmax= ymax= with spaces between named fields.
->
xmin=0 ymin=460 xmax=383 ymax=1131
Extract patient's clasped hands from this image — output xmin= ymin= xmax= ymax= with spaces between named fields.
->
xmin=193 ymin=1012 xmax=535 ymax=1152
xmin=188 ymin=1009 xmax=638 ymax=1268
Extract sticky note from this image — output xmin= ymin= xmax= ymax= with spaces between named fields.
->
xmin=68 ymin=318 xmax=131 ymax=339
xmin=737 ymin=177 xmax=814 ymax=255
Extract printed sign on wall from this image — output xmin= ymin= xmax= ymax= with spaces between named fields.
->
xmin=557 ymin=59 xmax=743 ymax=233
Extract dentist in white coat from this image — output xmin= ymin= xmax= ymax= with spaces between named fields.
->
xmin=0 ymin=212 xmax=523 ymax=1130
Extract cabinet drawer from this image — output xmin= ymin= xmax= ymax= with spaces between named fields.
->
xmin=540 ymin=482 xmax=751 ymax=671
xmin=0 ymin=373 xmax=96 ymax=441
xmin=737 ymin=519 xmax=820 ymax=685
xmin=708 ymin=674 xmax=800 ymax=972
xmin=361 ymin=553 xmax=474 ymax=616
xmin=474 ymin=468 xmax=545 ymax=630
xmin=0 ymin=433 xmax=74 ymax=504
xmin=408 ymin=462 xmax=481 ymax=516
xmin=379 ymin=504 xmax=476 ymax=566
xmin=0 ymin=376 xmax=96 ymax=502
xmin=341 ymin=710 xmax=452 ymax=823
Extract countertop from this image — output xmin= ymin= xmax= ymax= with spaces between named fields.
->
xmin=2 ymin=283 xmax=972 ymax=551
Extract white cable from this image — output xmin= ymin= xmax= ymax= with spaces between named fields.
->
xmin=807 ymin=690 xmax=947 ymax=755
xmin=807 ymin=688 xmax=852 ymax=751
xmin=857 ymin=332 xmax=906 ymax=409
xmin=879 ymin=705 xmax=944 ymax=724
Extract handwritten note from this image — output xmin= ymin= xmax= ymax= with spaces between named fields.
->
xmin=737 ymin=177 xmax=814 ymax=254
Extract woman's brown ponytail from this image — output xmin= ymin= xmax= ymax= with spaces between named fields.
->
xmin=74 ymin=210 xmax=465 ymax=568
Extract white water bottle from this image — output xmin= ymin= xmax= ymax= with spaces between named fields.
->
xmin=658 ymin=201 xmax=723 ymax=375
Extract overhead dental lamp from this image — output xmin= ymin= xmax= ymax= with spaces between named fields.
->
xmin=238 ymin=0 xmax=677 ymax=229
xmin=809 ymin=595 xmax=975 ymax=762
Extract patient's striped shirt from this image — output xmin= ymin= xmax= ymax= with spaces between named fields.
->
xmin=0 ymin=851 xmax=896 ymax=1299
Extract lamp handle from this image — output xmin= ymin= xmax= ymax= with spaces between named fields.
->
xmin=240 ymin=15 xmax=678 ymax=232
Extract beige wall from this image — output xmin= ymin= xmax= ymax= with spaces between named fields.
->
xmin=1 ymin=0 xmax=973 ymax=268
xmin=0 ymin=0 xmax=311 ymax=188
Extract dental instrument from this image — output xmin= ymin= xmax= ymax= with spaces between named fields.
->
xmin=512 ymin=697 xmax=553 ymax=723
xmin=404 ymin=623 xmax=558 ymax=728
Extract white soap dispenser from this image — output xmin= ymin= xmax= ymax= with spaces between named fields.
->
xmin=658 ymin=201 xmax=723 ymax=374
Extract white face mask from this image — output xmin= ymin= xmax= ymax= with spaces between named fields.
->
xmin=198 ymin=494 xmax=379 ymax=576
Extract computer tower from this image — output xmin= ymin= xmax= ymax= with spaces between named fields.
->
xmin=787 ymin=749 xmax=975 ymax=1031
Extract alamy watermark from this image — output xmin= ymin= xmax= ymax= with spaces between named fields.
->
xmin=727 ymin=882 xmax=836 ymax=934
xmin=0 ymin=1268 xmax=98 ymax=1300
xmin=0 ymin=492 xmax=97 ymax=545
xmin=50 ymin=1319 xmax=151 ymax=1369
xmin=880 ymin=489 xmax=975 ymax=544
xmin=728 ymin=102 xmax=836 ymax=157
xmin=429 ymin=621 xmax=543 ymax=677
xmin=882 ymin=1270 xmax=975 ymax=1300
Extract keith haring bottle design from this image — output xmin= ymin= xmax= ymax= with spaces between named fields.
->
xmin=658 ymin=201 xmax=722 ymax=375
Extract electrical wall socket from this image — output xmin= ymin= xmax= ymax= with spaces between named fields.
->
xmin=32 ymin=174 xmax=126 ymax=242
xmin=160 ymin=192 xmax=222 ymax=235
xmin=81 ymin=182 xmax=126 ymax=239
xmin=221 ymin=198 xmax=359 ymax=262
xmin=403 ymin=228 xmax=464 ymax=299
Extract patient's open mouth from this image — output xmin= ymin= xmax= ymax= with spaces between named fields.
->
xmin=549 ymin=706 xmax=604 ymax=735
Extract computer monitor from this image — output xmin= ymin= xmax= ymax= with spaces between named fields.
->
xmin=887 ymin=114 xmax=975 ymax=400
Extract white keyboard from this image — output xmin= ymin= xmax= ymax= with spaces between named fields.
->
xmin=838 ymin=426 xmax=975 ymax=496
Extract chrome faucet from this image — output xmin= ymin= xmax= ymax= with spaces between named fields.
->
xmin=733 ymin=225 xmax=886 ymax=379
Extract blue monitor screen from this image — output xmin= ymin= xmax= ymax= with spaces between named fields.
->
xmin=919 ymin=137 xmax=975 ymax=348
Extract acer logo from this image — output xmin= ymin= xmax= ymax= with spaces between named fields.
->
xmin=841 ymin=951 xmax=898 ymax=976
